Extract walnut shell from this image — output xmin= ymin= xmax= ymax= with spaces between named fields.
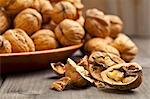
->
xmin=0 ymin=35 xmax=12 ymax=53
xmin=85 ymin=9 xmax=110 ymax=38
xmin=0 ymin=8 xmax=9 ymax=34
xmin=76 ymin=15 xmax=85 ymax=26
xmin=51 ymin=77 xmax=71 ymax=91
xmin=101 ymin=63 xmax=143 ymax=90
xmin=55 ymin=19 xmax=85 ymax=46
xmin=111 ymin=34 xmax=138 ymax=62
xmin=32 ymin=0 xmax=53 ymax=23
xmin=105 ymin=15 xmax=123 ymax=38
xmin=50 ymin=1 xmax=79 ymax=24
xmin=65 ymin=58 xmax=93 ymax=87
xmin=89 ymin=52 xmax=125 ymax=67
xmin=84 ymin=38 xmax=120 ymax=56
xmin=14 ymin=8 xmax=42 ymax=35
xmin=31 ymin=29 xmax=58 ymax=51
xmin=3 ymin=29 xmax=35 ymax=53
xmin=42 ymin=20 xmax=57 ymax=31
xmin=0 ymin=0 xmax=33 ymax=15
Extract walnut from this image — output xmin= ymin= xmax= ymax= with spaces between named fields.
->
xmin=85 ymin=9 xmax=110 ymax=38
xmin=32 ymin=0 xmax=53 ymax=23
xmin=105 ymin=15 xmax=123 ymax=38
xmin=42 ymin=20 xmax=57 ymax=31
xmin=50 ymin=1 xmax=79 ymax=24
xmin=0 ymin=0 xmax=33 ymax=15
xmin=3 ymin=29 xmax=35 ymax=53
xmin=84 ymin=38 xmax=120 ymax=56
xmin=14 ymin=8 xmax=42 ymax=35
xmin=0 ymin=8 xmax=9 ymax=34
xmin=76 ymin=15 xmax=85 ymax=26
xmin=101 ymin=63 xmax=143 ymax=90
xmin=55 ymin=19 xmax=85 ymax=46
xmin=31 ymin=29 xmax=58 ymax=51
xmin=0 ymin=35 xmax=12 ymax=53
xmin=111 ymin=34 xmax=138 ymax=62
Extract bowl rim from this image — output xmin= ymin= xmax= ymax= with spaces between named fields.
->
xmin=0 ymin=43 xmax=83 ymax=57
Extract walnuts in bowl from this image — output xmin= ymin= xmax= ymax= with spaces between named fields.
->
xmin=55 ymin=19 xmax=85 ymax=46
xmin=31 ymin=29 xmax=58 ymax=51
xmin=14 ymin=8 xmax=42 ymax=35
xmin=3 ymin=29 xmax=35 ymax=53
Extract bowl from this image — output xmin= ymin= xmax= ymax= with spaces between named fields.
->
xmin=0 ymin=43 xmax=83 ymax=73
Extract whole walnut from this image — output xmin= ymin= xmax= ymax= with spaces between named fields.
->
xmin=50 ymin=1 xmax=79 ymax=24
xmin=85 ymin=9 xmax=110 ymax=38
xmin=0 ymin=0 xmax=33 ymax=15
xmin=3 ymin=29 xmax=35 ymax=53
xmin=111 ymin=33 xmax=138 ymax=62
xmin=0 ymin=35 xmax=12 ymax=53
xmin=105 ymin=15 xmax=123 ymax=38
xmin=31 ymin=29 xmax=58 ymax=51
xmin=84 ymin=38 xmax=120 ymax=56
xmin=14 ymin=8 xmax=42 ymax=35
xmin=55 ymin=19 xmax=85 ymax=46
xmin=0 ymin=8 xmax=9 ymax=34
xmin=32 ymin=0 xmax=53 ymax=23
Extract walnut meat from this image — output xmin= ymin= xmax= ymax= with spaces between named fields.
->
xmin=3 ymin=29 xmax=35 ymax=53
xmin=50 ymin=1 xmax=79 ymax=24
xmin=84 ymin=38 xmax=120 ymax=56
xmin=0 ymin=0 xmax=33 ymax=15
xmin=105 ymin=15 xmax=123 ymax=38
xmin=0 ymin=8 xmax=9 ymax=34
xmin=111 ymin=34 xmax=138 ymax=62
xmin=31 ymin=29 xmax=58 ymax=51
xmin=55 ymin=19 xmax=85 ymax=46
xmin=14 ymin=8 xmax=42 ymax=35
xmin=85 ymin=9 xmax=110 ymax=38
xmin=0 ymin=35 xmax=12 ymax=53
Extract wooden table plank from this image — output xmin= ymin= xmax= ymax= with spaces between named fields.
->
xmin=0 ymin=66 xmax=149 ymax=99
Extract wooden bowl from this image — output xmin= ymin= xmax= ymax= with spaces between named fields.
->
xmin=0 ymin=43 xmax=83 ymax=73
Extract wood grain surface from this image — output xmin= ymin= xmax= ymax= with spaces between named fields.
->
xmin=0 ymin=38 xmax=150 ymax=99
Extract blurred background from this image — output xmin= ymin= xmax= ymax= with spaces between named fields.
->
xmin=83 ymin=0 xmax=150 ymax=38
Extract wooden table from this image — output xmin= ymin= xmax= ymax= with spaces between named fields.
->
xmin=0 ymin=38 xmax=150 ymax=99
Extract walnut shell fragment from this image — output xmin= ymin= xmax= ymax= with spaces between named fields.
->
xmin=0 ymin=8 xmax=9 ymax=34
xmin=3 ymin=29 xmax=35 ymax=53
xmin=14 ymin=8 xmax=42 ymax=35
xmin=0 ymin=35 xmax=12 ymax=53
xmin=105 ymin=15 xmax=123 ymax=38
xmin=101 ymin=63 xmax=143 ymax=90
xmin=85 ymin=9 xmax=110 ymax=38
xmin=65 ymin=58 xmax=94 ymax=87
xmin=84 ymin=38 xmax=120 ymax=56
xmin=111 ymin=34 xmax=138 ymax=62
xmin=88 ymin=52 xmax=125 ymax=81
xmin=51 ymin=77 xmax=71 ymax=91
xmin=31 ymin=29 xmax=58 ymax=51
xmin=55 ymin=19 xmax=85 ymax=46
xmin=51 ymin=62 xmax=66 ymax=75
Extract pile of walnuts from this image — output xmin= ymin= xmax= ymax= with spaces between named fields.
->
xmin=0 ymin=0 xmax=138 ymax=63
xmin=0 ymin=0 xmax=85 ymax=53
